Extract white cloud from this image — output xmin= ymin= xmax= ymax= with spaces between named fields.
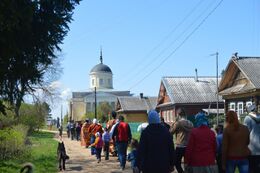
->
xmin=48 ymin=81 xmax=71 ymax=119
xmin=49 ymin=81 xmax=63 ymax=89
xmin=61 ymin=88 xmax=72 ymax=100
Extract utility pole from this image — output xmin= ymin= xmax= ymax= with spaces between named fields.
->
xmin=94 ymin=87 xmax=97 ymax=119
xmin=210 ymin=52 xmax=219 ymax=125
xmin=61 ymin=105 xmax=63 ymax=126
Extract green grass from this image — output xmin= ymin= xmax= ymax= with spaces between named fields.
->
xmin=132 ymin=132 xmax=141 ymax=141
xmin=0 ymin=131 xmax=58 ymax=173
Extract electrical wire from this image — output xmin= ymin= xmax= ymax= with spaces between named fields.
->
xmin=118 ymin=0 xmax=206 ymax=82
xmin=123 ymin=0 xmax=217 ymax=86
xmin=128 ymin=0 xmax=224 ymax=90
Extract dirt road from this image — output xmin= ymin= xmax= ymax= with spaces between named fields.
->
xmin=57 ymin=134 xmax=132 ymax=173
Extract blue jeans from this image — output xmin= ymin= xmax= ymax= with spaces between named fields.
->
xmin=117 ymin=142 xmax=128 ymax=168
xmin=90 ymin=135 xmax=96 ymax=155
xmin=226 ymin=159 xmax=249 ymax=173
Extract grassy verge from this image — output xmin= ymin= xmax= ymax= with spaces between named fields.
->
xmin=0 ymin=131 xmax=58 ymax=173
xmin=132 ymin=132 xmax=141 ymax=141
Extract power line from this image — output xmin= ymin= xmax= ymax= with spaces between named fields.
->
xmin=128 ymin=0 xmax=224 ymax=90
xmin=118 ymin=0 xmax=206 ymax=83
xmin=124 ymin=0 xmax=216 ymax=86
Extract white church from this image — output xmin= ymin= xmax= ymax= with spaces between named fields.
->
xmin=69 ymin=50 xmax=132 ymax=121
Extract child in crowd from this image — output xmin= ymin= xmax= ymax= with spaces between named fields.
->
xmin=127 ymin=138 xmax=139 ymax=173
xmin=102 ymin=127 xmax=111 ymax=160
xmin=216 ymin=124 xmax=224 ymax=173
xmin=57 ymin=136 xmax=68 ymax=171
xmin=89 ymin=132 xmax=103 ymax=163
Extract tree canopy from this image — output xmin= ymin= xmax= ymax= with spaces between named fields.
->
xmin=0 ymin=0 xmax=80 ymax=116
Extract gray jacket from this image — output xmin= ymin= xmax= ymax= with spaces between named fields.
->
xmin=244 ymin=113 xmax=260 ymax=155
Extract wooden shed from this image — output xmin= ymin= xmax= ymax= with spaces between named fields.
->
xmin=116 ymin=94 xmax=157 ymax=122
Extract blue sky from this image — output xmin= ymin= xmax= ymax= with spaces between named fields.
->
xmin=51 ymin=0 xmax=260 ymax=118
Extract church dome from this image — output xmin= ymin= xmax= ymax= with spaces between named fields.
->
xmin=90 ymin=63 xmax=112 ymax=73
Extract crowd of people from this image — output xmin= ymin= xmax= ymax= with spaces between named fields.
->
xmin=57 ymin=105 xmax=260 ymax=173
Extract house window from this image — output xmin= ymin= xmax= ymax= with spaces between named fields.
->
xmin=229 ymin=102 xmax=236 ymax=111
xmin=163 ymin=111 xmax=167 ymax=122
xmin=167 ymin=111 xmax=170 ymax=123
xmin=237 ymin=102 xmax=243 ymax=117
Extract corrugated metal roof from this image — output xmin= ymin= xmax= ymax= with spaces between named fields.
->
xmin=162 ymin=77 xmax=223 ymax=104
xmin=117 ymin=96 xmax=157 ymax=111
xmin=235 ymin=57 xmax=260 ymax=88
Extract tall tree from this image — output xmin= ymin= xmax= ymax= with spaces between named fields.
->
xmin=0 ymin=0 xmax=80 ymax=117
xmin=97 ymin=102 xmax=112 ymax=123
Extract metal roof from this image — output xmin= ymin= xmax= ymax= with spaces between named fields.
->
xmin=162 ymin=76 xmax=223 ymax=104
xmin=117 ymin=96 xmax=157 ymax=111
xmin=235 ymin=57 xmax=260 ymax=88
xmin=90 ymin=63 xmax=112 ymax=73
xmin=72 ymin=91 xmax=131 ymax=98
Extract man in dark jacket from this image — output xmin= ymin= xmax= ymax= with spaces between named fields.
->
xmin=112 ymin=115 xmax=132 ymax=170
xmin=137 ymin=110 xmax=175 ymax=173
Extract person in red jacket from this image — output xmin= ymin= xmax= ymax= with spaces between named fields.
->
xmin=112 ymin=115 xmax=132 ymax=170
xmin=185 ymin=112 xmax=218 ymax=173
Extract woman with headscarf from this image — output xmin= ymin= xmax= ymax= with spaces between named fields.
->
xmin=137 ymin=110 xmax=175 ymax=173
xmin=222 ymin=110 xmax=250 ymax=173
xmin=184 ymin=112 xmax=218 ymax=173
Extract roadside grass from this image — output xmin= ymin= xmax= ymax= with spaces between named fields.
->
xmin=132 ymin=132 xmax=140 ymax=141
xmin=0 ymin=131 xmax=58 ymax=173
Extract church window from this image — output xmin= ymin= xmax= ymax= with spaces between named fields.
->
xmin=92 ymin=103 xmax=95 ymax=111
xmin=108 ymin=79 xmax=111 ymax=85
xmin=92 ymin=79 xmax=95 ymax=86
xmin=86 ymin=102 xmax=91 ymax=112
xmin=99 ymin=79 xmax=104 ymax=85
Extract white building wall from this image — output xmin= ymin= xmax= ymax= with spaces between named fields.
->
xmin=90 ymin=72 xmax=113 ymax=90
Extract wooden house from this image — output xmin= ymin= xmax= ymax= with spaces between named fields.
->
xmin=218 ymin=55 xmax=260 ymax=118
xmin=156 ymin=76 xmax=224 ymax=123
xmin=116 ymin=94 xmax=157 ymax=122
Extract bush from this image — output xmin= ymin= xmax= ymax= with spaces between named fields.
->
xmin=0 ymin=111 xmax=15 ymax=129
xmin=0 ymin=125 xmax=29 ymax=160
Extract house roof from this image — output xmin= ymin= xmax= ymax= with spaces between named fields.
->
xmin=162 ymin=76 xmax=223 ymax=104
xmin=234 ymin=57 xmax=260 ymax=88
xmin=219 ymin=56 xmax=260 ymax=95
xmin=117 ymin=96 xmax=157 ymax=112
